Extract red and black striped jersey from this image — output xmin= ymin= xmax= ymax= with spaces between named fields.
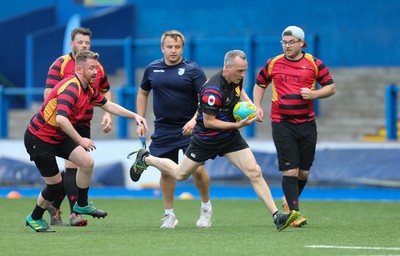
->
xmin=45 ymin=53 xmax=110 ymax=127
xmin=29 ymin=75 xmax=107 ymax=144
xmin=256 ymin=53 xmax=334 ymax=123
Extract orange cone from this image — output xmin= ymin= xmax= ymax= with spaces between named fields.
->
xmin=7 ymin=191 xmax=22 ymax=199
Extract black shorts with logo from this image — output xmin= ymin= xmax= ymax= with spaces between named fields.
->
xmin=272 ymin=120 xmax=317 ymax=171
xmin=185 ymin=131 xmax=249 ymax=163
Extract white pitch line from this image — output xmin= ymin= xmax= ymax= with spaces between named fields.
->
xmin=305 ymin=245 xmax=400 ymax=251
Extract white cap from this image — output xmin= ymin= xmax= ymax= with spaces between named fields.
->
xmin=282 ymin=26 xmax=308 ymax=48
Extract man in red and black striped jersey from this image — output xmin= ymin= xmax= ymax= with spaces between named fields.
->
xmin=253 ymin=26 xmax=336 ymax=227
xmin=24 ymin=50 xmax=147 ymax=232
xmin=45 ymin=28 xmax=113 ymax=226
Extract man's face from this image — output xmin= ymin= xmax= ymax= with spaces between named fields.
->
xmin=281 ymin=36 xmax=304 ymax=59
xmin=225 ymin=56 xmax=248 ymax=84
xmin=77 ymin=58 xmax=98 ymax=85
xmin=71 ymin=34 xmax=91 ymax=57
xmin=161 ymin=36 xmax=184 ymax=65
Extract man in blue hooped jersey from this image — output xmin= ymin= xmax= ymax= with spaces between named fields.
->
xmin=132 ymin=49 xmax=298 ymax=231
xmin=136 ymin=30 xmax=212 ymax=228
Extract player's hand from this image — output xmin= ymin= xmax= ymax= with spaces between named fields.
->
xmin=182 ymin=119 xmax=196 ymax=136
xmin=101 ymin=113 xmax=113 ymax=133
xmin=136 ymin=124 xmax=146 ymax=137
xmin=80 ymin=137 xmax=96 ymax=151
xmin=134 ymin=114 xmax=148 ymax=133
xmin=255 ymin=107 xmax=264 ymax=122
xmin=237 ymin=113 xmax=259 ymax=128
xmin=300 ymin=88 xmax=314 ymax=100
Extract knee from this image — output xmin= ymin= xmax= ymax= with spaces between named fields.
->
xmin=79 ymin=157 xmax=94 ymax=170
xmin=245 ymin=165 xmax=263 ymax=181
xmin=161 ymin=172 xmax=175 ymax=182
xmin=175 ymin=173 xmax=190 ymax=181
xmin=192 ymin=165 xmax=206 ymax=179
xmin=298 ymin=170 xmax=309 ymax=180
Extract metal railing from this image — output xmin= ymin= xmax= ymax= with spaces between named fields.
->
xmin=1 ymin=35 xmax=318 ymax=138
xmin=0 ymin=86 xmax=43 ymax=138
xmin=385 ymin=84 xmax=400 ymax=140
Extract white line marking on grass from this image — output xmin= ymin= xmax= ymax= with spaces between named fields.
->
xmin=305 ymin=245 xmax=400 ymax=251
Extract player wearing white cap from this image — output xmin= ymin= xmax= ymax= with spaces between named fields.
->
xmin=253 ymin=26 xmax=336 ymax=227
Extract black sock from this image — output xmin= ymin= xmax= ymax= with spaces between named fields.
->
xmin=64 ymin=168 xmax=78 ymax=213
xmin=51 ymin=171 xmax=66 ymax=209
xmin=272 ymin=211 xmax=279 ymax=221
xmin=77 ymin=187 xmax=89 ymax=207
xmin=31 ymin=205 xmax=46 ymax=220
xmin=282 ymin=176 xmax=299 ymax=211
xmin=143 ymin=154 xmax=149 ymax=166
xmin=298 ymin=178 xmax=308 ymax=196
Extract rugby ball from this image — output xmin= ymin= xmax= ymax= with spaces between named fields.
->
xmin=233 ymin=101 xmax=256 ymax=121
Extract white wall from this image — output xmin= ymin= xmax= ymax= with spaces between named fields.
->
xmin=2 ymin=139 xmax=400 ymax=188
xmin=0 ymin=139 xmax=160 ymax=189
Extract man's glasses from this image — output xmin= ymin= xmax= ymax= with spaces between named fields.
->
xmin=280 ymin=39 xmax=301 ymax=46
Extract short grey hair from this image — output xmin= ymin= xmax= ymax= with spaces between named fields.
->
xmin=224 ymin=50 xmax=246 ymax=67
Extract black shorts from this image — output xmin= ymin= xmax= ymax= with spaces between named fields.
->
xmin=75 ymin=125 xmax=90 ymax=138
xmin=185 ymin=132 xmax=249 ymax=163
xmin=272 ymin=121 xmax=317 ymax=171
xmin=24 ymin=129 xmax=79 ymax=177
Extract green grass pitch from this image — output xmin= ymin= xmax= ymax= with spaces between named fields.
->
xmin=1 ymin=198 xmax=399 ymax=256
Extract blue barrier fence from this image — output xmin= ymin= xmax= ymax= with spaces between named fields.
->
xmin=385 ymin=84 xmax=400 ymax=140
xmin=0 ymin=86 xmax=44 ymax=138
xmin=1 ymin=35 xmax=319 ymax=138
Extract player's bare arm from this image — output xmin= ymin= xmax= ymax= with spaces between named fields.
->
xmin=100 ymin=100 xmax=148 ymax=132
xmin=182 ymin=112 xmax=198 ymax=136
xmin=56 ymin=115 xmax=96 ymax=151
xmin=135 ymin=88 xmax=150 ymax=137
xmin=101 ymin=90 xmax=113 ymax=133
xmin=301 ymin=83 xmax=336 ymax=100
xmin=253 ymin=85 xmax=266 ymax=122
xmin=203 ymin=112 xmax=256 ymax=130
xmin=239 ymin=88 xmax=252 ymax=102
